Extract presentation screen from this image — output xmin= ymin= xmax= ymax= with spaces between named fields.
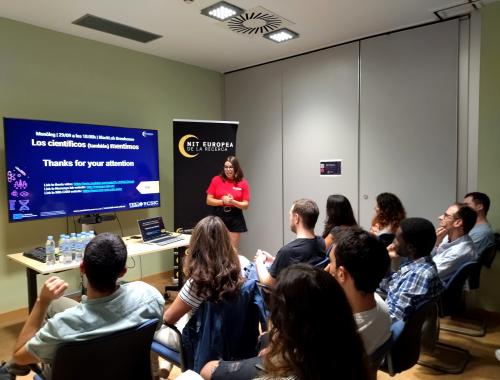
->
xmin=4 ymin=118 xmax=160 ymax=222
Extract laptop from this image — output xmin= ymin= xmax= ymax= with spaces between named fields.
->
xmin=137 ymin=216 xmax=183 ymax=245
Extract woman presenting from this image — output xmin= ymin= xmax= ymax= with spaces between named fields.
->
xmin=206 ymin=156 xmax=250 ymax=249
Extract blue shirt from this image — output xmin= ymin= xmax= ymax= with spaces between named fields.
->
xmin=469 ymin=223 xmax=495 ymax=256
xmin=379 ymin=256 xmax=444 ymax=322
xmin=432 ymin=234 xmax=477 ymax=282
xmin=27 ymin=281 xmax=164 ymax=363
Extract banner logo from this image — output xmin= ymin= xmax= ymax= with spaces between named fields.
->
xmin=178 ymin=134 xmax=199 ymax=158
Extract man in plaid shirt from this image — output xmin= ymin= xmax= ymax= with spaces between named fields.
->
xmin=378 ymin=217 xmax=444 ymax=321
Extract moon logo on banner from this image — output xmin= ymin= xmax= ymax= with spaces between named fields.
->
xmin=178 ymin=134 xmax=199 ymax=158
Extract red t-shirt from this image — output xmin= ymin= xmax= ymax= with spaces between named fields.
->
xmin=206 ymin=176 xmax=250 ymax=206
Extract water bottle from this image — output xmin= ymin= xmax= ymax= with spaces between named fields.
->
xmin=45 ymin=235 xmax=56 ymax=265
xmin=74 ymin=234 xmax=84 ymax=262
xmin=62 ymin=235 xmax=72 ymax=264
xmin=70 ymin=233 xmax=77 ymax=260
xmin=58 ymin=234 xmax=65 ymax=262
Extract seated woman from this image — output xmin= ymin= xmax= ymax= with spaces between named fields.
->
xmin=322 ymin=194 xmax=357 ymax=251
xmin=154 ymin=215 xmax=243 ymax=351
xmin=370 ymin=192 xmax=406 ymax=237
xmin=201 ymin=264 xmax=370 ymax=380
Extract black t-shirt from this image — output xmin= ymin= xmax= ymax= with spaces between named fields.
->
xmin=269 ymin=236 xmax=326 ymax=278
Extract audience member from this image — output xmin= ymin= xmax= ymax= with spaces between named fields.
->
xmin=370 ymin=192 xmax=406 ymax=236
xmin=255 ymin=199 xmax=325 ymax=287
xmin=378 ymin=218 xmax=444 ymax=321
xmin=464 ymin=192 xmax=495 ymax=255
xmin=327 ymin=227 xmax=391 ymax=355
xmin=1 ymin=233 xmax=164 ymax=378
xmin=201 ymin=264 xmax=370 ymax=380
xmin=433 ymin=203 xmax=477 ymax=282
xmin=321 ymin=194 xmax=357 ymax=251
xmin=155 ymin=215 xmax=243 ymax=350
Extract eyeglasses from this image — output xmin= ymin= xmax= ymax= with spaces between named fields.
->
xmin=443 ymin=212 xmax=456 ymax=220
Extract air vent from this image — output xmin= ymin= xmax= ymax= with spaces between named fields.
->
xmin=72 ymin=14 xmax=162 ymax=43
xmin=222 ymin=6 xmax=294 ymax=38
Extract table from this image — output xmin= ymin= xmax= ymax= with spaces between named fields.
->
xmin=7 ymin=235 xmax=190 ymax=311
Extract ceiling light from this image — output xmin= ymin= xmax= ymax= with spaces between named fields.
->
xmin=434 ymin=1 xmax=482 ymax=20
xmin=201 ymin=1 xmax=244 ymax=21
xmin=263 ymin=28 xmax=299 ymax=43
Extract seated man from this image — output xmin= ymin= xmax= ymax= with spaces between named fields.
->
xmin=464 ymin=192 xmax=495 ymax=255
xmin=2 ymin=233 xmax=164 ymax=378
xmin=378 ymin=218 xmax=444 ymax=321
xmin=433 ymin=203 xmax=478 ymax=282
xmin=255 ymin=198 xmax=325 ymax=287
xmin=327 ymin=227 xmax=392 ymax=355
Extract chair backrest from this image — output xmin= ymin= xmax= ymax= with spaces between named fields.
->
xmin=378 ymin=233 xmax=395 ymax=247
xmin=47 ymin=318 xmax=159 ymax=380
xmin=314 ymin=256 xmax=330 ymax=269
xmin=385 ymin=300 xmax=436 ymax=375
xmin=181 ymin=279 xmax=268 ymax=372
xmin=440 ymin=261 xmax=478 ymax=316
xmin=469 ymin=242 xmax=497 ymax=289
xmin=369 ymin=333 xmax=393 ymax=377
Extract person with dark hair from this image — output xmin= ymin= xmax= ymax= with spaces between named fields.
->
xmin=464 ymin=192 xmax=495 ymax=254
xmin=254 ymin=199 xmax=325 ymax=287
xmin=370 ymin=192 xmax=406 ymax=236
xmin=327 ymin=227 xmax=391 ymax=355
xmin=432 ymin=203 xmax=478 ymax=282
xmin=378 ymin=218 xmax=444 ymax=321
xmin=200 ymin=264 xmax=370 ymax=380
xmin=154 ymin=215 xmax=243 ymax=351
xmin=206 ymin=156 xmax=250 ymax=248
xmin=4 ymin=233 xmax=164 ymax=376
xmin=321 ymin=194 xmax=357 ymax=250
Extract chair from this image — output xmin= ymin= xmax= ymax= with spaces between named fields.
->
xmin=314 ymin=256 xmax=330 ymax=269
xmin=380 ymin=300 xmax=436 ymax=376
xmin=369 ymin=333 xmax=392 ymax=379
xmin=417 ymin=261 xmax=477 ymax=374
xmin=153 ymin=279 xmax=268 ymax=373
xmin=34 ymin=318 xmax=159 ymax=380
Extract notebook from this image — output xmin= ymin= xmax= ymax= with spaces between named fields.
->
xmin=137 ymin=216 xmax=183 ymax=245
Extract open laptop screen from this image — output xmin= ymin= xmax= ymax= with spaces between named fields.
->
xmin=137 ymin=216 xmax=165 ymax=242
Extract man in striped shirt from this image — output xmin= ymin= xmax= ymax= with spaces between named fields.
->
xmin=378 ymin=218 xmax=444 ymax=321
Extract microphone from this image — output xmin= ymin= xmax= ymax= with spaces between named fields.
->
xmin=176 ymin=228 xmax=193 ymax=235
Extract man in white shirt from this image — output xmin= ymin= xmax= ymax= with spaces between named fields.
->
xmin=433 ymin=203 xmax=478 ymax=282
xmin=464 ymin=192 xmax=495 ymax=255
xmin=327 ymin=227 xmax=392 ymax=355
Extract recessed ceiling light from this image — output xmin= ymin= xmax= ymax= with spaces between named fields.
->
xmin=263 ymin=28 xmax=299 ymax=43
xmin=201 ymin=1 xmax=244 ymax=21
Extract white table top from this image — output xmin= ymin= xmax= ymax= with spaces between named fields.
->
xmin=7 ymin=234 xmax=190 ymax=275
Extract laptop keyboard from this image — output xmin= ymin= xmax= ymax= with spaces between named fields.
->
xmin=150 ymin=235 xmax=184 ymax=245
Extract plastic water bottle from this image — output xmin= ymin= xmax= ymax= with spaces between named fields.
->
xmin=62 ymin=235 xmax=72 ymax=264
xmin=74 ymin=233 xmax=84 ymax=262
xmin=45 ymin=235 xmax=56 ymax=265
xmin=70 ymin=233 xmax=77 ymax=260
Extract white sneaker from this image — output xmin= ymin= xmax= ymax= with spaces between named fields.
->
xmin=495 ymin=349 xmax=500 ymax=362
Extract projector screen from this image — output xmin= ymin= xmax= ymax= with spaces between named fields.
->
xmin=4 ymin=117 xmax=160 ymax=222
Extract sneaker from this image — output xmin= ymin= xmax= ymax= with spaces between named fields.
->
xmin=0 ymin=362 xmax=14 ymax=380
xmin=0 ymin=361 xmax=31 ymax=377
xmin=495 ymin=349 xmax=500 ymax=362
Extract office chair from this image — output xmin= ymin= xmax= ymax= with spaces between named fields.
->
xmin=152 ymin=278 xmax=268 ymax=373
xmin=441 ymin=234 xmax=499 ymax=337
xmin=369 ymin=333 xmax=392 ymax=379
xmin=34 ymin=318 xmax=159 ymax=380
xmin=417 ymin=261 xmax=477 ymax=374
xmin=380 ymin=300 xmax=436 ymax=376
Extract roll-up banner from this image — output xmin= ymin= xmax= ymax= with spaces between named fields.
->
xmin=173 ymin=119 xmax=238 ymax=231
